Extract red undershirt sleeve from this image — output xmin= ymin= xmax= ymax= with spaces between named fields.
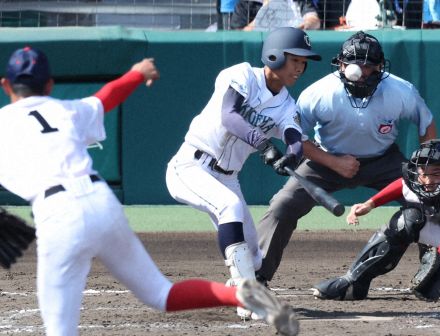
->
xmin=370 ymin=178 xmax=404 ymax=207
xmin=94 ymin=70 xmax=145 ymax=113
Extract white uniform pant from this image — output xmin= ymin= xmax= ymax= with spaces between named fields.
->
xmin=166 ymin=142 xmax=262 ymax=270
xmin=32 ymin=181 xmax=172 ymax=336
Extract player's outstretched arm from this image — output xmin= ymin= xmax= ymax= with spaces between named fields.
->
xmin=94 ymin=58 xmax=160 ymax=113
xmin=346 ymin=178 xmax=404 ymax=225
xmin=346 ymin=201 xmax=375 ymax=226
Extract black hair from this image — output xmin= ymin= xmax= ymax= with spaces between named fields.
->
xmin=10 ymin=76 xmax=47 ymax=97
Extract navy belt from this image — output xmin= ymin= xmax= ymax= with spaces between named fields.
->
xmin=194 ymin=150 xmax=234 ymax=175
xmin=44 ymin=175 xmax=101 ymax=198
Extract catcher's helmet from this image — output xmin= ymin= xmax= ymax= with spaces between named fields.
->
xmin=403 ymin=139 xmax=440 ymax=209
xmin=261 ymin=27 xmax=321 ymax=70
xmin=332 ymin=31 xmax=389 ymax=102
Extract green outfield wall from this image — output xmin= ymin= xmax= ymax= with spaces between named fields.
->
xmin=0 ymin=27 xmax=438 ymax=205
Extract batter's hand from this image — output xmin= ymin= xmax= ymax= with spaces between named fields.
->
xmin=257 ymin=140 xmax=283 ymax=166
xmin=272 ymin=154 xmax=298 ymax=176
xmin=131 ymin=58 xmax=160 ymax=87
xmin=346 ymin=200 xmax=375 ymax=226
xmin=332 ymin=155 xmax=360 ymax=178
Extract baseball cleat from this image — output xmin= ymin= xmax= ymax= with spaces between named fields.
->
xmin=255 ymin=273 xmax=270 ymax=289
xmin=313 ymin=275 xmax=369 ymax=301
xmin=236 ymin=279 xmax=299 ymax=336
xmin=312 ymin=276 xmax=352 ymax=300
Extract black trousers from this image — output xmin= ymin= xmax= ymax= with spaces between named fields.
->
xmin=230 ymin=0 xmax=263 ymax=29
xmin=256 ymin=144 xmax=407 ymax=281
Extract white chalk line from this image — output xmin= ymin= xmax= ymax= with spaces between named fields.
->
xmin=271 ymin=286 xmax=412 ymax=297
xmin=301 ymin=316 xmax=394 ymax=322
xmin=1 ymin=286 xmax=411 ymax=298
xmin=0 ymin=289 xmax=131 ymax=297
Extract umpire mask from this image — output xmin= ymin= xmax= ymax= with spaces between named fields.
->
xmin=332 ymin=31 xmax=389 ymax=102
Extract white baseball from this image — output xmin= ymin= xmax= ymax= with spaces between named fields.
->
xmin=344 ymin=64 xmax=362 ymax=82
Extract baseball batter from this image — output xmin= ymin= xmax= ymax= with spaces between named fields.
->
xmin=165 ymin=27 xmax=321 ymax=319
xmin=0 ymin=47 xmax=299 ymax=336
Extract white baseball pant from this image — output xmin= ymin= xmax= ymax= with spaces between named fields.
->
xmin=32 ymin=179 xmax=172 ymax=336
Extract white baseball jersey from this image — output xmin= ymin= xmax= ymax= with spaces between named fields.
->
xmin=298 ymin=72 xmax=433 ymax=158
xmin=0 ymin=95 xmax=104 ymax=201
xmin=402 ymin=182 xmax=440 ymax=248
xmin=184 ymin=62 xmax=302 ymax=172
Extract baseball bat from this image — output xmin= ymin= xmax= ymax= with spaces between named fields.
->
xmin=284 ymin=167 xmax=345 ymax=217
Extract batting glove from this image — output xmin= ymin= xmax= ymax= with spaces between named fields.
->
xmin=257 ymin=140 xmax=283 ymax=166
xmin=273 ymin=154 xmax=298 ymax=176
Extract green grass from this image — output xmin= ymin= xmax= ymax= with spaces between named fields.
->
xmin=4 ymin=205 xmax=400 ymax=232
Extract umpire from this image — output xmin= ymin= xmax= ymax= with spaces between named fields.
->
xmin=255 ymin=31 xmax=437 ymax=286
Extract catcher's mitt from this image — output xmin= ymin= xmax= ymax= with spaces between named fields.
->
xmin=0 ymin=208 xmax=35 ymax=269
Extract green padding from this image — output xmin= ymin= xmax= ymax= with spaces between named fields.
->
xmin=0 ymin=26 xmax=148 ymax=77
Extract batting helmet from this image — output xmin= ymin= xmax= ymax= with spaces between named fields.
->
xmin=261 ymin=27 xmax=321 ymax=70
xmin=403 ymin=139 xmax=440 ymax=209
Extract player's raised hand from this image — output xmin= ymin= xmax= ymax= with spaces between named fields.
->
xmin=131 ymin=58 xmax=160 ymax=87
xmin=346 ymin=200 xmax=375 ymax=225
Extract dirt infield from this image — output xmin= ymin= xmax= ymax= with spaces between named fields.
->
xmin=1 ymin=230 xmax=440 ymax=336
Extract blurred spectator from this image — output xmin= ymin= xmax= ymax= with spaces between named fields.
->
xmin=231 ymin=0 xmax=320 ymax=31
xmin=422 ymin=0 xmax=440 ymax=27
xmin=321 ymin=0 xmax=396 ymax=30
xmin=317 ymin=0 xmax=350 ymax=29
xmin=216 ymin=0 xmax=224 ymax=30
xmin=230 ymin=0 xmax=264 ymax=30
xmin=253 ymin=0 xmax=320 ymax=30
xmin=318 ymin=0 xmax=425 ymax=30
xmin=221 ymin=0 xmax=240 ymax=29
xmin=343 ymin=0 xmax=382 ymax=30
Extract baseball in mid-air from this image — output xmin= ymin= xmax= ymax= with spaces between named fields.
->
xmin=344 ymin=64 xmax=362 ymax=81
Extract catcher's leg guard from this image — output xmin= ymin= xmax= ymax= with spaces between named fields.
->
xmin=411 ymin=246 xmax=440 ymax=301
xmin=225 ymin=242 xmax=257 ymax=319
xmin=314 ymin=207 xmax=424 ymax=300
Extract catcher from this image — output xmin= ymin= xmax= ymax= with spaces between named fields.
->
xmin=0 ymin=208 xmax=35 ymax=269
xmin=313 ymin=139 xmax=440 ymax=302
